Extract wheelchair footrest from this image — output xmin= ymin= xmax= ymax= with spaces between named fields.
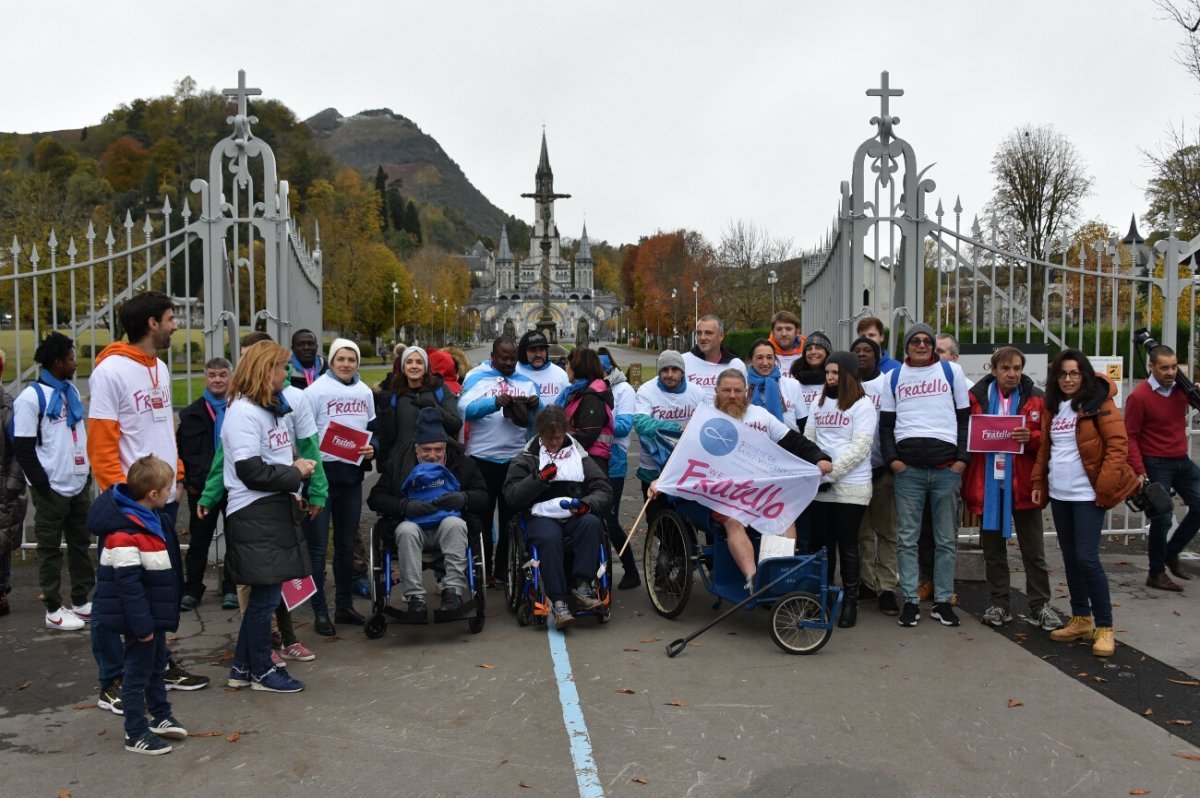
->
xmin=433 ymin=600 xmax=478 ymax=624
xmin=383 ymin=606 xmax=429 ymax=625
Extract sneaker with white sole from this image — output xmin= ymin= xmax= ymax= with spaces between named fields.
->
xmin=250 ymin=668 xmax=304 ymax=693
xmin=898 ymin=602 xmax=920 ymax=627
xmin=71 ymin=602 xmax=93 ymax=622
xmin=124 ymin=730 xmax=172 ymax=756
xmin=1031 ymin=605 xmax=1063 ymax=631
xmin=149 ymin=716 xmax=188 ymax=740
xmin=931 ymin=603 xmax=961 ymax=627
xmin=98 ymin=679 xmax=124 ymax=715
xmin=282 ymin=642 xmax=316 ymax=662
xmin=227 ymin=665 xmax=251 ymax=689
xmin=45 ymin=607 xmax=85 ymax=631
xmin=163 ymin=661 xmax=210 ymax=691
xmin=981 ymin=605 xmax=1012 ymax=627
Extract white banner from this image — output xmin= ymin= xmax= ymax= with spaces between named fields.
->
xmin=656 ymin=404 xmax=822 ymax=535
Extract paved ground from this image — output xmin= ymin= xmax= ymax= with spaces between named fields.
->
xmin=2 ymin=343 xmax=1199 ymax=797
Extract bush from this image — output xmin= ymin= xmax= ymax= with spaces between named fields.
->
xmin=724 ymin=328 xmax=771 ymax=359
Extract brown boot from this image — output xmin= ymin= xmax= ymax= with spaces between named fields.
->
xmin=1050 ymin=615 xmax=1093 ymax=641
xmin=1165 ymin=555 xmax=1193 ymax=581
xmin=1092 ymin=627 xmax=1115 ymax=657
xmin=1146 ymin=571 xmax=1183 ymax=592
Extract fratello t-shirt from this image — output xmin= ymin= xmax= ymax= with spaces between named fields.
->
xmin=681 ymin=352 xmax=747 ymax=401
xmin=14 ymin=382 xmax=90 ymax=497
xmin=860 ymin=371 xmax=890 ymax=468
xmin=87 ymin=353 xmax=177 ymax=476
xmin=736 ymin=404 xmax=792 ymax=443
xmin=634 ymin=380 xmax=705 ymax=472
xmin=879 ymin=359 xmax=971 ymax=446
xmin=806 ymin=394 xmax=878 ymax=485
xmin=517 ymin=362 xmax=570 ymax=405
xmin=302 ymin=372 xmax=376 ymax=464
xmin=779 ymin=375 xmax=807 ymax=432
xmin=1048 ymin=402 xmax=1096 ymax=502
xmin=222 ymin=397 xmax=298 ymax=515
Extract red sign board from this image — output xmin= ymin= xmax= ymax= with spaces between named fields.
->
xmin=319 ymin=420 xmax=370 ymax=465
xmin=967 ymin=414 xmax=1027 ymax=454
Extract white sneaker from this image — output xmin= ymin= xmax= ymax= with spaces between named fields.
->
xmin=45 ymin=607 xmax=85 ymax=631
xmin=71 ymin=602 xmax=93 ymax=622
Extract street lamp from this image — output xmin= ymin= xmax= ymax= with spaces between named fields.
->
xmin=391 ymin=281 xmax=398 ymax=346
xmin=671 ymin=288 xmax=678 ymax=348
xmin=767 ymin=270 xmax=778 ymax=318
xmin=692 ymin=281 xmax=699 ymax=347
xmin=412 ymin=288 xmax=419 ymax=343
xmin=442 ymin=299 xmax=448 ymax=346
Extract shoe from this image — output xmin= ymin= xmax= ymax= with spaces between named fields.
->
xmin=334 ymin=607 xmax=366 ymax=626
xmin=124 ymin=730 xmax=172 ymax=756
xmin=837 ymin=599 xmax=857 ymax=628
xmin=353 ymin=577 xmax=372 ymax=598
xmin=1146 ymin=571 xmax=1183 ymax=592
xmin=407 ymin=595 xmax=428 ymax=614
xmin=282 ymin=642 xmax=316 ymax=662
xmin=1050 ymin=615 xmax=1094 ymax=641
xmin=931 ymin=603 xmax=960 ymax=627
xmin=227 ymin=665 xmax=251 ymax=689
xmin=1166 ymin=555 xmax=1193 ymax=581
xmin=149 ymin=715 xmax=188 ymax=740
xmin=440 ymin=589 xmax=462 ymax=613
xmin=221 ymin=592 xmax=239 ymax=610
xmin=618 ymin=570 xmax=641 ymax=590
xmin=45 ymin=607 xmax=85 ymax=631
xmin=552 ymin=601 xmax=575 ymax=630
xmin=878 ymin=591 xmax=900 ymax=616
xmin=1092 ymin=626 xmax=1115 ymax=657
xmin=98 ymin=679 xmax=124 ymax=715
xmin=251 ymin=667 xmax=305 ymax=693
xmin=898 ymin=602 xmax=920 ymax=627
xmin=572 ymin=583 xmax=602 ymax=611
xmin=163 ymin=661 xmax=210 ymax=691
xmin=917 ymin=580 xmax=934 ymax=602
xmin=1030 ymin=605 xmax=1063 ymax=631
xmin=981 ymin=605 xmax=1012 ymax=627
xmin=0 ymin=592 xmax=9 ymax=616
xmin=179 ymin=595 xmax=198 ymax=611
xmin=271 ymin=631 xmax=284 ymax=649
xmin=271 ymin=650 xmax=287 ymax=669
xmin=71 ymin=601 xmax=92 ymax=622
xmin=313 ymin=615 xmax=337 ymax=637
xmin=857 ymin=584 xmax=878 ymax=600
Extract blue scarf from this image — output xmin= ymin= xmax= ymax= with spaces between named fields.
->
xmin=112 ymin=484 xmax=165 ymax=541
xmin=39 ymin=369 xmax=84 ymax=429
xmin=461 ymin=362 xmax=538 ymax=395
xmin=656 ymin=376 xmax=686 ymax=394
xmin=982 ymin=381 xmax=1020 ymax=539
xmin=290 ymin=355 xmax=323 ymax=386
xmin=556 ymin=378 xmax=591 ymax=408
xmin=202 ymin=390 xmax=228 ymax=447
xmin=747 ymin=366 xmax=784 ymax=421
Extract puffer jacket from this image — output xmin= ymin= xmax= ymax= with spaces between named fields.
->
xmin=90 ymin=486 xmax=182 ymax=638
xmin=503 ymin=436 xmax=613 ymax=518
xmin=565 ymin=379 xmax=614 ymax=462
xmin=1031 ymin=375 xmax=1141 ymax=510
xmin=0 ymin=388 xmax=28 ymax=556
xmin=224 ymin=457 xmax=310 ymax=586
xmin=962 ymin=374 xmax=1045 ymax=514
xmin=375 ymin=374 xmax=462 ymax=467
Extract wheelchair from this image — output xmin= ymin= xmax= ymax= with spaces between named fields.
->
xmin=503 ymin=514 xmax=614 ymax=627
xmin=363 ymin=513 xmax=487 ymax=639
xmin=643 ymin=500 xmax=841 ymax=654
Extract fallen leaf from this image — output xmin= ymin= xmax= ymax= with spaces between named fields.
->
xmin=476 ymin=663 xmax=496 ymax=670
xmin=1130 ymin=790 xmax=1151 ymax=795
xmin=226 ymin=731 xmax=241 ymax=742
xmin=1143 ymin=708 xmax=1154 ymax=716
xmin=519 ymin=781 xmax=532 ymax=789
xmin=615 ymin=688 xmax=636 ymax=695
xmin=726 ymin=631 xmax=738 ymax=635
xmin=717 ymin=754 xmax=727 ymax=761
xmin=1093 ymin=676 xmax=1108 ymax=683
xmin=639 ymin=637 xmax=661 ymax=643
xmin=665 ymin=699 xmax=688 ymax=707
xmin=97 ymin=729 xmax=106 ymax=736
xmin=1173 ymin=610 xmax=1182 ymax=617
xmin=1076 ymin=672 xmax=1089 ymax=678
xmin=217 ymin=652 xmax=235 ymax=662
xmin=1166 ymin=719 xmax=1194 ymax=726
xmin=190 ymin=730 xmax=223 ymax=737
xmin=57 ymin=792 xmax=71 ymax=798
xmin=623 ymin=648 xmax=642 ymax=652
xmin=325 ymin=635 xmax=341 ymax=641
xmin=499 ymin=759 xmax=508 ymax=765
xmin=167 ymin=636 xmax=179 ymax=642
xmin=16 ymin=681 xmax=29 ymax=690
xmin=1166 ymin=679 xmax=1200 ymax=686
xmin=1116 ymin=560 xmax=1131 ymax=566
xmin=1007 ymin=699 xmax=1023 ymax=708
xmin=1171 ymin=752 xmax=1200 ymax=761
xmin=631 ymin=777 xmax=648 ymax=784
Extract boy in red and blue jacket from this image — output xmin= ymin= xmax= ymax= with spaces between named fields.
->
xmin=91 ymin=455 xmax=188 ymax=756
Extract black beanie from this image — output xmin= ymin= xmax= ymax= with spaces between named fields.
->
xmin=827 ymin=351 xmax=860 ymax=382
xmin=805 ymin=330 xmax=833 ymax=355
xmin=413 ymin=407 xmax=447 ymax=444
xmin=517 ymin=330 xmax=549 ymax=365
xmin=850 ymin=335 xmax=881 ymax=364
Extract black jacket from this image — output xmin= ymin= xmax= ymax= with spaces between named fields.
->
xmin=879 ymin=358 xmax=971 ymax=467
xmin=224 ymin=456 xmax=309 ymax=586
xmin=176 ymin=396 xmax=218 ymax=495
xmin=0 ymin=389 xmax=28 ymax=556
xmin=375 ymin=375 xmax=462 ymax=468
xmin=367 ymin=439 xmax=488 ymax=526
xmin=502 ymin=436 xmax=613 ymax=518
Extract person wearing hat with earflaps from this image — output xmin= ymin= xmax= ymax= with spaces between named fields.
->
xmin=633 ymin=350 xmax=706 ymax=524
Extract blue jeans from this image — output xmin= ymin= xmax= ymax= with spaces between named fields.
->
xmin=525 ymin=514 xmax=602 ymax=602
xmin=303 ymin=481 xmax=363 ymax=615
xmin=1050 ymin=499 xmax=1112 ymax=627
xmin=121 ymin=630 xmax=170 ymax=738
xmin=1144 ymin=456 xmax=1200 ymax=575
xmin=234 ymin=583 xmax=283 ymax=679
xmin=894 ymin=465 xmax=961 ymax=603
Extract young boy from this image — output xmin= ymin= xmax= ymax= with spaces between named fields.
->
xmin=91 ymin=455 xmax=188 ymax=755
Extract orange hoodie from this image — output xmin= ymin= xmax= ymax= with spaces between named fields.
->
xmin=87 ymin=342 xmax=185 ymax=490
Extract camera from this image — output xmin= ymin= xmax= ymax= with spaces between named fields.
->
xmin=1133 ymin=327 xmax=1200 ymax=411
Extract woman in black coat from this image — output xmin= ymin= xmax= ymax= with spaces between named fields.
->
xmin=377 ymin=345 xmax=462 ymax=466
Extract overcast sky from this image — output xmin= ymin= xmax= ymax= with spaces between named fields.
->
xmin=3 ymin=1 xmax=1196 ymax=252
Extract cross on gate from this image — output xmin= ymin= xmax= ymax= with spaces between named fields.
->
xmin=867 ymin=70 xmax=903 ymax=119
xmin=223 ymin=69 xmax=262 ymax=118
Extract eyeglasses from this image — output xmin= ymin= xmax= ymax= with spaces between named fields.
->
xmin=909 ymin=337 xmax=933 ymax=347
xmin=1057 ymin=371 xmax=1083 ymax=380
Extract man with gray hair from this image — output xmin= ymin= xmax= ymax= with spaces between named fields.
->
xmin=682 ymin=314 xmax=746 ymax=399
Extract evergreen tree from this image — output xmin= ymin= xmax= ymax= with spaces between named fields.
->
xmin=374 ymin=165 xmax=388 ymax=231
xmin=403 ymin=200 xmax=422 ymax=245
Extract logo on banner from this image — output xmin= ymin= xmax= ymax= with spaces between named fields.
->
xmin=700 ymin=418 xmax=738 ymax=456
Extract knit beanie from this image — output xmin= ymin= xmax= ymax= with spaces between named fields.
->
xmin=805 ymin=330 xmax=833 ymax=355
xmin=413 ymin=406 xmax=447 ymax=444
xmin=328 ymin=337 xmax=360 ymax=363
xmin=826 ymin=351 xmax=860 ymax=382
xmin=850 ymin=335 xmax=881 ymax=364
xmin=401 ymin=345 xmax=428 ymax=371
xmin=657 ymin=350 xmax=685 ymax=374
xmin=903 ymin=323 xmax=936 ymax=351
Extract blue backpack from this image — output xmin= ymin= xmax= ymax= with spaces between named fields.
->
xmin=8 ymin=381 xmax=48 ymax=445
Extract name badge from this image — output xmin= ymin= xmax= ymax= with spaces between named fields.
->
xmin=72 ymin=442 xmax=88 ymax=475
xmin=150 ymin=387 xmax=169 ymax=422
xmin=993 ymin=456 xmax=1006 ymax=483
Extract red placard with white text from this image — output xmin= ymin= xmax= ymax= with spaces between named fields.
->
xmin=967 ymin=414 xmax=1026 ymax=454
xmin=282 ymin=576 xmax=317 ymax=612
xmin=319 ymin=421 xmax=370 ymax=465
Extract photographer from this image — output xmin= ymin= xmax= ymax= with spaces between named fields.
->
xmin=1125 ymin=341 xmax=1200 ymax=591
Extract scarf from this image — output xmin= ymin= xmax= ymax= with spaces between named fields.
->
xmin=290 ymin=355 xmax=324 ymax=387
xmin=462 ymin=361 xmax=537 ymax=396
xmin=556 ymin=378 xmax=592 ymax=408
xmin=982 ymin=380 xmax=1020 ymax=539
xmin=746 ymin=365 xmax=784 ymax=420
xmin=112 ymin=483 xmax=165 ymax=541
xmin=531 ymin=442 xmax=586 ymax=518
xmin=269 ymin=390 xmax=292 ymax=418
xmin=202 ymin=389 xmax=228 ymax=446
xmin=656 ymin=376 xmax=686 ymax=394
xmin=769 ymin=333 xmax=803 ymax=358
xmin=39 ymin=369 xmax=84 ymax=429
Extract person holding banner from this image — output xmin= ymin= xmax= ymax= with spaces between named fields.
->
xmin=1031 ymin=350 xmax=1140 ymax=657
xmin=962 ymin=347 xmax=1060 ymax=631
xmin=803 ymin=352 xmax=877 ymax=628
xmin=634 ymin=351 xmax=706 ymax=518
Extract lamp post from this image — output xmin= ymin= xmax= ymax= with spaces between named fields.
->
xmin=391 ymin=281 xmax=398 ymax=346
xmin=442 ymin=299 xmax=448 ymax=346
xmin=692 ymin=281 xmax=699 ymax=347
xmin=412 ymin=289 xmax=419 ymax=344
xmin=671 ymin=287 xmax=678 ymax=348
xmin=767 ymin=269 xmax=778 ymax=318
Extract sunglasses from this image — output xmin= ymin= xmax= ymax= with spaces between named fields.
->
xmin=909 ymin=337 xmax=933 ymax=347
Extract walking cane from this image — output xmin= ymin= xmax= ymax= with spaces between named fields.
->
xmin=615 ymin=497 xmax=652 ymax=561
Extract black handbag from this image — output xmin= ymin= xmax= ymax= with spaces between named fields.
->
xmin=1126 ymin=480 xmax=1174 ymax=520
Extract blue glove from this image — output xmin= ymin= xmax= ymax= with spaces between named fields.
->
xmin=559 ymin=498 xmax=588 ymax=515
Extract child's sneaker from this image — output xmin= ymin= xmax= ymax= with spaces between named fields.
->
xmin=98 ymin=679 xmax=124 ymax=715
xmin=124 ymin=730 xmax=172 ymax=756
xmin=164 ymin=660 xmax=210 ymax=691
xmin=251 ymin=668 xmax=304 ymax=693
xmin=271 ymin=650 xmax=287 ymax=669
xmin=149 ymin=715 xmax=188 ymax=740
xmin=227 ymin=665 xmax=251 ymax=689
xmin=70 ymin=602 xmax=93 ymax=622
xmin=282 ymin=642 xmax=316 ymax=662
xmin=45 ymin=607 xmax=85 ymax=631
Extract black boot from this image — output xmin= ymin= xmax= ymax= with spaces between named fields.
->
xmin=838 ymin=599 xmax=858 ymax=628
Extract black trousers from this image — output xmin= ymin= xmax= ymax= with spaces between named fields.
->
xmin=809 ymin=500 xmax=866 ymax=595
xmin=474 ymin=458 xmax=514 ymax=578
xmin=184 ymin=493 xmax=233 ymax=600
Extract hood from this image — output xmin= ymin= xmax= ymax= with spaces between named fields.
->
xmin=688 ymin=344 xmax=739 ymax=365
xmin=428 ymin=349 xmax=460 ymax=389
xmin=87 ymin=485 xmax=154 ymax=537
xmin=1078 ymin=374 xmax=1118 ymax=415
xmin=606 ymin=367 xmax=628 ymax=388
xmin=95 ymin=341 xmax=158 ymax=368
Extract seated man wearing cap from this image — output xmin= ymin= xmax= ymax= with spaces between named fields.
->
xmin=367 ymin=408 xmax=488 ymax=614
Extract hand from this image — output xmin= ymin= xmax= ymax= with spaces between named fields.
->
xmin=537 ymin=463 xmax=558 ymax=482
xmin=523 ymin=395 xmax=540 ymax=409
xmin=817 ymin=460 xmax=833 ymax=475
xmin=1030 ymin=489 xmax=1042 ymax=505
xmin=307 ymin=503 xmax=324 ymax=520
xmin=175 ymin=481 xmax=185 ymax=502
xmin=890 ymin=460 xmax=907 ymax=475
xmin=405 ymin=500 xmax=437 ymax=518
xmin=433 ymin=492 xmax=467 ymax=510
xmin=950 ymin=461 xmax=967 ymax=474
xmin=358 ymin=445 xmax=374 ymax=461
xmin=1011 ymin=427 xmax=1032 ymax=444
xmin=495 ymin=394 xmax=513 ymax=408
xmin=647 ymin=479 xmax=659 ymax=500
xmin=293 ymin=458 xmax=317 ymax=479
xmin=137 ymin=633 xmax=153 ymax=643
xmin=197 ymin=505 xmax=210 ymax=520
xmin=570 ymin=501 xmax=591 ymax=516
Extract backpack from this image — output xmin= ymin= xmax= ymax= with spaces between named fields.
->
xmin=7 ymin=381 xmax=47 ymax=446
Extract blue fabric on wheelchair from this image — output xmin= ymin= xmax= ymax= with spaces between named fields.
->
xmin=400 ymin=462 xmax=462 ymax=529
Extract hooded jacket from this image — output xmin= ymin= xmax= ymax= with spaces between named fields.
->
xmin=688 ymin=344 xmax=740 ymax=366
xmin=375 ymin=373 xmax=462 ymax=468
xmin=177 ymin=395 xmax=219 ymax=496
xmin=428 ymin=350 xmax=463 ymax=396
xmin=503 ymin=435 xmax=613 ymax=518
xmin=961 ymin=374 xmax=1045 ymax=515
xmin=565 ymin=378 xmax=615 ymax=462
xmin=606 ymin=367 xmax=636 ymax=478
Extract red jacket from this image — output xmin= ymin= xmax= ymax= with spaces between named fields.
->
xmin=962 ymin=375 xmax=1045 ymax=515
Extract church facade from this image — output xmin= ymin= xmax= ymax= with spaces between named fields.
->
xmin=463 ymin=133 xmax=622 ymax=344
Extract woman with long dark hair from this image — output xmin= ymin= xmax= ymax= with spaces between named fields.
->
xmin=1031 ymin=349 xmax=1140 ymax=657
xmin=377 ymin=345 xmax=461 ymax=465
xmin=790 ymin=330 xmax=832 ymax=411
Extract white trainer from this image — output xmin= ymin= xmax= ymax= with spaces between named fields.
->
xmin=45 ymin=607 xmax=85 ymax=631
xmin=71 ymin=602 xmax=93 ymax=622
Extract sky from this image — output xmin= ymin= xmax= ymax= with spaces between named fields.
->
xmin=2 ymin=1 xmax=1197 ymax=253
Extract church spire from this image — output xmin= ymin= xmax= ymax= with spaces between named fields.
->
xmin=536 ymin=130 xmax=552 ymax=182
xmin=498 ymin=225 xmax=513 ymax=261
xmin=578 ymin=222 xmax=592 ymax=261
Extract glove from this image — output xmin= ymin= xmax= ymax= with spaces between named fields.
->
xmin=416 ymin=391 xmax=437 ymax=409
xmin=559 ymin=498 xmax=589 ymax=516
xmin=404 ymin=500 xmax=437 ymax=519
xmin=433 ymin=492 xmax=467 ymax=510
xmin=538 ymin=463 xmax=558 ymax=482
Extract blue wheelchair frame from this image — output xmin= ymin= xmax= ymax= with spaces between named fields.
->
xmin=505 ymin=515 xmax=613 ymax=627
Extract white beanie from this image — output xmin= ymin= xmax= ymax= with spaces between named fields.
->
xmin=328 ymin=337 xmax=361 ymax=363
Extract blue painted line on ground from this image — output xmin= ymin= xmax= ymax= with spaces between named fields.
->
xmin=547 ymin=626 xmax=605 ymax=798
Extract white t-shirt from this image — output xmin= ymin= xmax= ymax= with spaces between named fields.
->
xmin=776 ymin=350 xmax=803 ymax=376
xmin=458 ymin=365 xmax=540 ymax=462
xmin=860 ymin=372 xmax=889 ymax=468
xmin=301 ymin=373 xmax=376 ymax=464
xmin=87 ymin=352 xmax=177 ymax=483
xmin=634 ymin=379 xmax=705 ymax=471
xmin=681 ymin=351 xmax=747 ymax=402
xmin=517 ymin=362 xmax=570 ymax=405
xmin=222 ymin=397 xmax=298 ymax=515
xmin=807 ymin=394 xmax=878 ymax=485
xmin=14 ymin=382 xmax=89 ymax=497
xmin=1048 ymin=402 xmax=1096 ymax=502
xmin=282 ymin=385 xmax=318 ymax=441
xmin=611 ymin=380 xmax=637 ymax=454
xmin=796 ymin=380 xmax=825 ymax=417
xmin=879 ymin=360 xmax=971 ymax=446
xmin=779 ymin=376 xmax=806 ymax=431
xmin=738 ymin=404 xmax=792 ymax=443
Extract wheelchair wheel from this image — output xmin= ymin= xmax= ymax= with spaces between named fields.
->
xmin=364 ymin=615 xmax=387 ymax=639
xmin=769 ymin=591 xmax=832 ymax=655
xmin=516 ymin=600 xmax=533 ymax=627
xmin=504 ymin=517 xmax=525 ymax=614
xmin=468 ymin=533 xmax=487 ymax=634
xmin=644 ymin=510 xmax=694 ymax=619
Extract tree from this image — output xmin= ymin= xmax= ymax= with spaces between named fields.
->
xmin=374 ymin=165 xmax=388 ymax=231
xmin=1157 ymin=1 xmax=1200 ymax=85
xmin=1143 ymin=126 xmax=1200 ymax=238
xmin=98 ymin=135 xmax=150 ymax=193
xmin=709 ymin=220 xmax=793 ymax=329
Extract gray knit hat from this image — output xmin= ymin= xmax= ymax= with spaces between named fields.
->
xmin=903 ymin=323 xmax=936 ymax=351
xmin=401 ymin=345 xmax=429 ymax=371
xmin=826 ymin=351 xmax=860 ymax=382
xmin=657 ymin=350 xmax=685 ymax=374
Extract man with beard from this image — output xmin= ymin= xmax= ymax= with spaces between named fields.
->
xmin=516 ymin=330 xmax=570 ymax=404
xmin=768 ymin=310 xmax=806 ymax=375
xmin=289 ymin=329 xmax=325 ymax=390
xmin=682 ymin=315 xmax=746 ymax=399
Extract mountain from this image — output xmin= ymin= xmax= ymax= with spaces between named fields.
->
xmin=306 ymin=107 xmax=515 ymax=243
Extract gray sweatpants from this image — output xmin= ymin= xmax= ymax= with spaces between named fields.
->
xmin=395 ymin=517 xmax=468 ymax=597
